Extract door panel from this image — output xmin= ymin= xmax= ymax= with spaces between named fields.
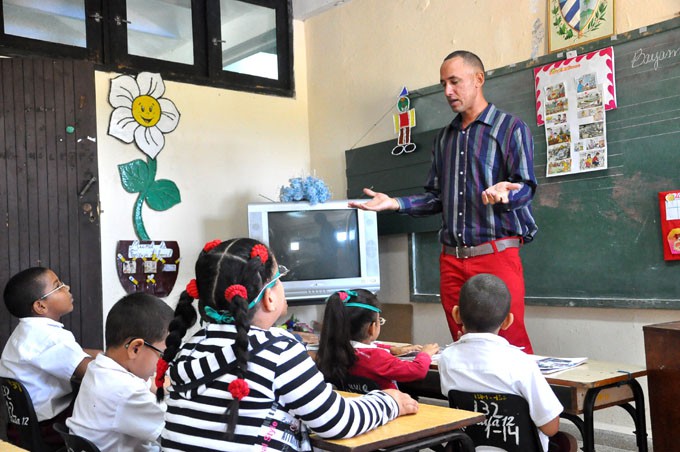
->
xmin=0 ymin=58 xmax=102 ymax=349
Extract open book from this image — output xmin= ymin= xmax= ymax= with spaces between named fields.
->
xmin=532 ymin=355 xmax=587 ymax=374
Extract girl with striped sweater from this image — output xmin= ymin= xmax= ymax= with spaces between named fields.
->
xmin=157 ymin=238 xmax=418 ymax=451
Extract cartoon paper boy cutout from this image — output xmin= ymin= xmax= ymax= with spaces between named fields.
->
xmin=392 ymin=86 xmax=416 ymax=155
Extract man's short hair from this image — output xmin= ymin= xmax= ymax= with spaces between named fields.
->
xmin=443 ymin=50 xmax=485 ymax=73
xmin=105 ymin=293 xmax=174 ymax=348
xmin=3 ymin=267 xmax=50 ymax=318
xmin=459 ymin=274 xmax=510 ymax=333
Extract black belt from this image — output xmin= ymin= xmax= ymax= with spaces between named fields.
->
xmin=443 ymin=238 xmax=521 ymax=259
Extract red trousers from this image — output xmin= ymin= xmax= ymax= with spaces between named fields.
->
xmin=439 ymin=246 xmax=534 ymax=354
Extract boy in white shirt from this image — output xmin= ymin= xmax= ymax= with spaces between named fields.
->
xmin=0 ymin=267 xmax=98 ymax=449
xmin=67 ymin=292 xmax=173 ymax=452
xmin=439 ymin=274 xmax=568 ymax=452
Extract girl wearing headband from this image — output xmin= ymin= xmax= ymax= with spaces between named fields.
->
xmin=158 ymin=238 xmax=418 ymax=451
xmin=316 ymin=289 xmax=439 ymax=390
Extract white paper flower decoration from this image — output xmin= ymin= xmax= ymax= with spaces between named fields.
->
xmin=108 ymin=72 xmax=180 ymax=158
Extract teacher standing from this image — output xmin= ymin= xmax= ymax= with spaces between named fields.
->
xmin=350 ymin=50 xmax=537 ymax=353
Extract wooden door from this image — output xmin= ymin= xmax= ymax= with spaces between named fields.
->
xmin=0 ymin=58 xmax=102 ymax=349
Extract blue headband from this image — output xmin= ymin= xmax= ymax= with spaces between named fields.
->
xmin=345 ymin=302 xmax=381 ymax=313
xmin=248 ymin=267 xmax=288 ymax=309
xmin=204 ymin=267 xmax=288 ymax=324
xmin=333 ymin=290 xmax=382 ymax=313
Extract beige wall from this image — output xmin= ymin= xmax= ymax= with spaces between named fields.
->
xmin=97 ymin=20 xmax=310 ymax=317
xmin=302 ymin=0 xmax=680 ymax=434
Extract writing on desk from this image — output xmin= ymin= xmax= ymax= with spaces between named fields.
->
xmin=471 ymin=399 xmax=520 ymax=446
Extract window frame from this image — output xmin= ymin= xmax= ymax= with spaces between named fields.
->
xmin=0 ymin=0 xmax=294 ymax=97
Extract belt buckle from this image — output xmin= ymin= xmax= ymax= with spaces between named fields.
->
xmin=456 ymin=246 xmax=469 ymax=259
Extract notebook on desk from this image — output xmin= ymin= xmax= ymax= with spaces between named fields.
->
xmin=532 ymin=355 xmax=588 ymax=374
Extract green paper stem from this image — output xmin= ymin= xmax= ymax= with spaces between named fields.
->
xmin=132 ymin=157 xmax=157 ymax=241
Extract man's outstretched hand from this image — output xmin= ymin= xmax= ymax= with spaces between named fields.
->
xmin=348 ymin=188 xmax=399 ymax=211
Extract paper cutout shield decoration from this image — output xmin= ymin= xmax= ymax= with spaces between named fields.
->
xmin=116 ymin=240 xmax=180 ymax=296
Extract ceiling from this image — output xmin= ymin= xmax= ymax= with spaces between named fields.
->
xmin=291 ymin=0 xmax=352 ymax=21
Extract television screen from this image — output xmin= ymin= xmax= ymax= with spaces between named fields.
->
xmin=248 ymin=200 xmax=379 ymax=301
xmin=268 ymin=210 xmax=360 ymax=281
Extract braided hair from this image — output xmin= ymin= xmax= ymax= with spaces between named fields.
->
xmin=157 ymin=238 xmax=276 ymax=439
xmin=315 ymin=289 xmax=381 ymax=388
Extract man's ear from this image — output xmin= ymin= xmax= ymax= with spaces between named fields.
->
xmin=475 ymin=71 xmax=485 ymax=88
xmin=500 ymin=313 xmax=515 ymax=331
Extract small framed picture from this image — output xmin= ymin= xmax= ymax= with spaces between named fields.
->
xmin=548 ymin=0 xmax=614 ymax=52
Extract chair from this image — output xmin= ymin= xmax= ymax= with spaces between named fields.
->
xmin=0 ymin=377 xmax=51 ymax=452
xmin=52 ymin=422 xmax=101 ymax=452
xmin=337 ymin=375 xmax=381 ymax=394
xmin=448 ymin=389 xmax=543 ymax=452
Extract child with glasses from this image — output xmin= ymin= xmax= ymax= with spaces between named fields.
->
xmin=0 ymin=267 xmax=101 ymax=450
xmin=157 ymin=238 xmax=418 ymax=452
xmin=316 ymin=289 xmax=439 ymax=390
xmin=66 ymin=292 xmax=173 ymax=451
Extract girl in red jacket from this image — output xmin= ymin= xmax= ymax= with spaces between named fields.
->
xmin=316 ymin=289 xmax=439 ymax=390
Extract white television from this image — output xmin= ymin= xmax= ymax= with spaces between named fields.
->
xmin=247 ymin=200 xmax=380 ymax=302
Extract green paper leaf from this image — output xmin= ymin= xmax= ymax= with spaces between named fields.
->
xmin=145 ymin=179 xmax=181 ymax=211
xmin=118 ymin=159 xmax=150 ymax=193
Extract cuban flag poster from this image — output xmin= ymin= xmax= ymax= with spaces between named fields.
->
xmin=549 ymin=0 xmax=614 ymax=52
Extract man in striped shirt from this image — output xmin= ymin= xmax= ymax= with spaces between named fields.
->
xmin=350 ymin=50 xmax=537 ymax=353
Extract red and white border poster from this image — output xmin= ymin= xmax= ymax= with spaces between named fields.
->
xmin=534 ymin=47 xmax=617 ymax=126
xmin=534 ymin=47 xmax=616 ymax=177
xmin=658 ymin=191 xmax=680 ymax=261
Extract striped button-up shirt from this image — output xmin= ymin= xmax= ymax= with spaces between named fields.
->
xmin=396 ymin=103 xmax=538 ymax=247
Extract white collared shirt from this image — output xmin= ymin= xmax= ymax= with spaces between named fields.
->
xmin=67 ymin=353 xmax=164 ymax=452
xmin=439 ymin=333 xmax=563 ymax=452
xmin=0 ymin=317 xmax=89 ymax=421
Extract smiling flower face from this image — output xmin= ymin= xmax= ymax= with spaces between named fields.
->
xmin=108 ymin=72 xmax=180 ymax=158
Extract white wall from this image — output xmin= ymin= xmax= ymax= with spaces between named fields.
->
xmin=302 ymin=0 xmax=680 ymax=435
xmin=96 ymin=20 xmax=310 ymax=317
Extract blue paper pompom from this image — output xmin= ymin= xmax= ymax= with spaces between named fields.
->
xmin=280 ymin=176 xmax=331 ymax=205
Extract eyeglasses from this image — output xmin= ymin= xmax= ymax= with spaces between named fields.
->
xmin=38 ymin=282 xmax=67 ymax=300
xmin=125 ymin=338 xmax=165 ymax=358
xmin=248 ymin=265 xmax=290 ymax=309
xmin=376 ymin=317 xmax=386 ymax=326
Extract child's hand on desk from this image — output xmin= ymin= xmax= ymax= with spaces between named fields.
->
xmin=382 ymin=389 xmax=419 ymax=416
xmin=421 ymin=343 xmax=440 ymax=356
xmin=390 ymin=344 xmax=422 ymax=356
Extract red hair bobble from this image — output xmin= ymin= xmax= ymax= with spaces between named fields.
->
xmin=228 ymin=378 xmax=250 ymax=401
xmin=225 ymin=284 xmax=248 ymax=302
xmin=155 ymin=358 xmax=169 ymax=391
xmin=186 ymin=279 xmax=200 ymax=299
xmin=250 ymin=244 xmax=269 ymax=263
xmin=203 ymin=239 xmax=222 ymax=252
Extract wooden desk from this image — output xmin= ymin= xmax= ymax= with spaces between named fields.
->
xmin=0 ymin=441 xmax=29 ymax=451
xmin=643 ymin=321 xmax=680 ymax=452
xmin=310 ymin=392 xmax=484 ymax=452
xmin=399 ymin=360 xmax=648 ymax=452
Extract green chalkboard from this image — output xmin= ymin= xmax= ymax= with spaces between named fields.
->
xmin=346 ymin=17 xmax=680 ymax=309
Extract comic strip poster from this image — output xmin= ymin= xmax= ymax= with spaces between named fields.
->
xmin=534 ymin=47 xmax=615 ymax=177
